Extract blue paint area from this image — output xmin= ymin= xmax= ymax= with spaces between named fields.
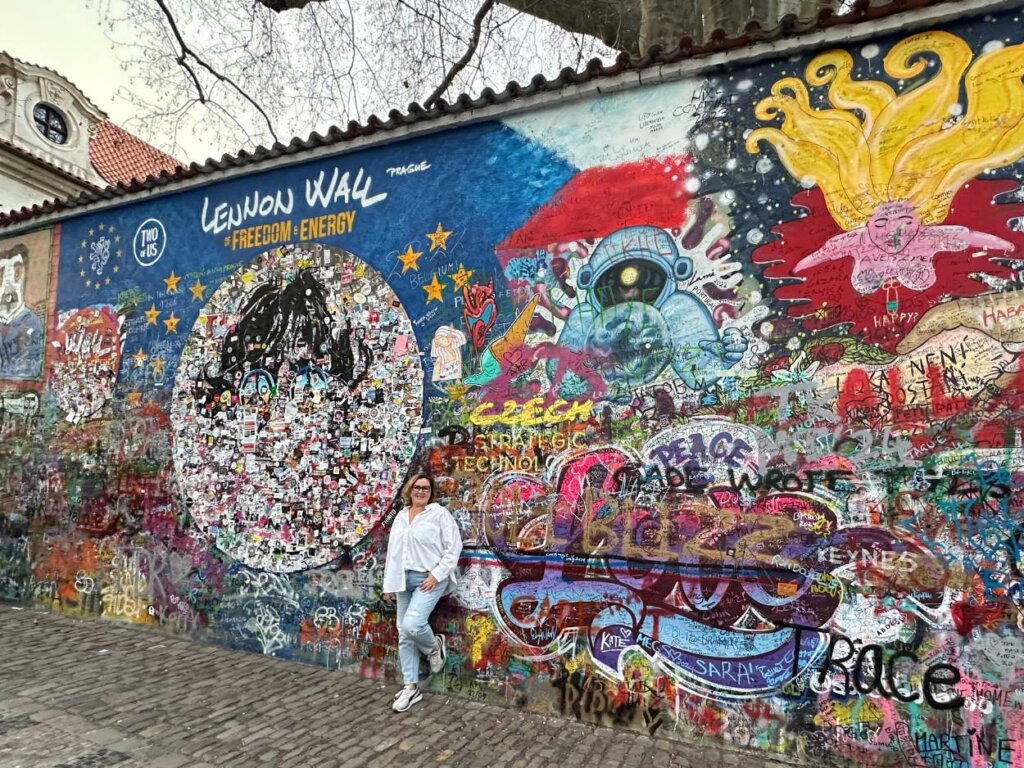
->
xmin=58 ymin=121 xmax=576 ymax=391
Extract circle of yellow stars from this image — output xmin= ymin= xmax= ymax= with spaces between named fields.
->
xmin=78 ymin=222 xmax=122 ymax=290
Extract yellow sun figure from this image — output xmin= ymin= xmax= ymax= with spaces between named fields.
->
xmin=746 ymin=31 xmax=1024 ymax=292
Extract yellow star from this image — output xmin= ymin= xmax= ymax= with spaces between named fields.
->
xmin=190 ymin=279 xmax=207 ymax=301
xmin=113 ymin=265 xmax=119 ymax=273
xmin=80 ymin=240 xmax=86 ymax=248
xmin=398 ymin=245 xmax=423 ymax=273
xmin=78 ymin=254 xmax=83 ymax=263
xmin=144 ymin=304 xmax=160 ymax=325
xmin=114 ymin=234 xmax=121 ymax=243
xmin=451 ymin=263 xmax=474 ymax=289
xmin=422 ymin=273 xmax=445 ymax=303
xmin=132 ymin=348 xmax=147 ymax=367
xmin=163 ymin=312 xmax=180 ymax=334
xmin=88 ymin=228 xmax=94 ymax=236
xmin=127 ymin=391 xmax=142 ymax=406
xmin=99 ymin=223 xmax=105 ymax=231
xmin=426 ymin=222 xmax=453 ymax=252
xmin=116 ymin=250 xmax=123 ymax=259
xmin=164 ymin=271 xmax=181 ymax=293
xmin=79 ymin=270 xmax=85 ymax=278
xmin=151 ymin=356 xmax=166 ymax=377
xmin=104 ymin=277 xmax=111 ymax=285
xmin=84 ymin=279 xmax=91 ymax=288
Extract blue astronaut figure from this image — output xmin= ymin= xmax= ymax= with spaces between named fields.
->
xmin=556 ymin=225 xmax=745 ymax=394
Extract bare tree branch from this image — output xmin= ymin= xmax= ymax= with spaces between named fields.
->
xmin=496 ymin=0 xmax=643 ymax=52
xmin=423 ymin=0 xmax=496 ymax=108
xmin=154 ymin=0 xmax=208 ymax=101
xmin=250 ymin=0 xmax=847 ymax=55
xmin=252 ymin=0 xmax=642 ymax=53
xmin=154 ymin=0 xmax=279 ymax=141
xmin=91 ymin=0 xmax=616 ymax=158
xmin=261 ymin=0 xmax=333 ymax=8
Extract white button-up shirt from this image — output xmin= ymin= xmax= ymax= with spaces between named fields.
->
xmin=382 ymin=502 xmax=463 ymax=593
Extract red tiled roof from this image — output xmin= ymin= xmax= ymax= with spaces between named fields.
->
xmin=88 ymin=121 xmax=182 ymax=187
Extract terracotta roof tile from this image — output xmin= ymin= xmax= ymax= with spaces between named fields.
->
xmin=88 ymin=120 xmax=183 ymax=187
xmin=0 ymin=0 xmax=963 ymax=227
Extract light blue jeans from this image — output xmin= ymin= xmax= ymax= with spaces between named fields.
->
xmin=396 ymin=569 xmax=448 ymax=685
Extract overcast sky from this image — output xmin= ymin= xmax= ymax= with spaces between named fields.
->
xmin=4 ymin=1 xmax=218 ymax=162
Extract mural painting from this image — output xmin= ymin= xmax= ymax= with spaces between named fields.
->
xmin=0 ymin=229 xmax=52 ymax=380
xmin=7 ymin=6 xmax=1024 ymax=766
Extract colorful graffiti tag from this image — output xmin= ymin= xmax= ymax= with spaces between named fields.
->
xmin=7 ymin=7 xmax=1024 ymax=766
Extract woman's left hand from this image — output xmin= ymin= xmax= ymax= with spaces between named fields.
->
xmin=420 ymin=574 xmax=439 ymax=592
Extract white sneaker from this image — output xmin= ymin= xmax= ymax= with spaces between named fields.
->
xmin=392 ymin=686 xmax=422 ymax=712
xmin=428 ymin=635 xmax=446 ymax=674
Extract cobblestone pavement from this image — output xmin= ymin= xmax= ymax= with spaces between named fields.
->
xmin=0 ymin=604 xmax=782 ymax=768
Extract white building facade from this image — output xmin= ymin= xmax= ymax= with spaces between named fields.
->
xmin=0 ymin=52 xmax=178 ymax=212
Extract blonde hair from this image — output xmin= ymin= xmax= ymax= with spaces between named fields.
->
xmin=746 ymin=32 xmax=1024 ymax=229
xmin=400 ymin=472 xmax=435 ymax=506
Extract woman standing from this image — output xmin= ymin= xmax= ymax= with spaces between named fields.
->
xmin=382 ymin=472 xmax=463 ymax=712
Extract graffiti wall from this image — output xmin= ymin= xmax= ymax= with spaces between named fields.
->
xmin=6 ymin=6 xmax=1024 ymax=764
